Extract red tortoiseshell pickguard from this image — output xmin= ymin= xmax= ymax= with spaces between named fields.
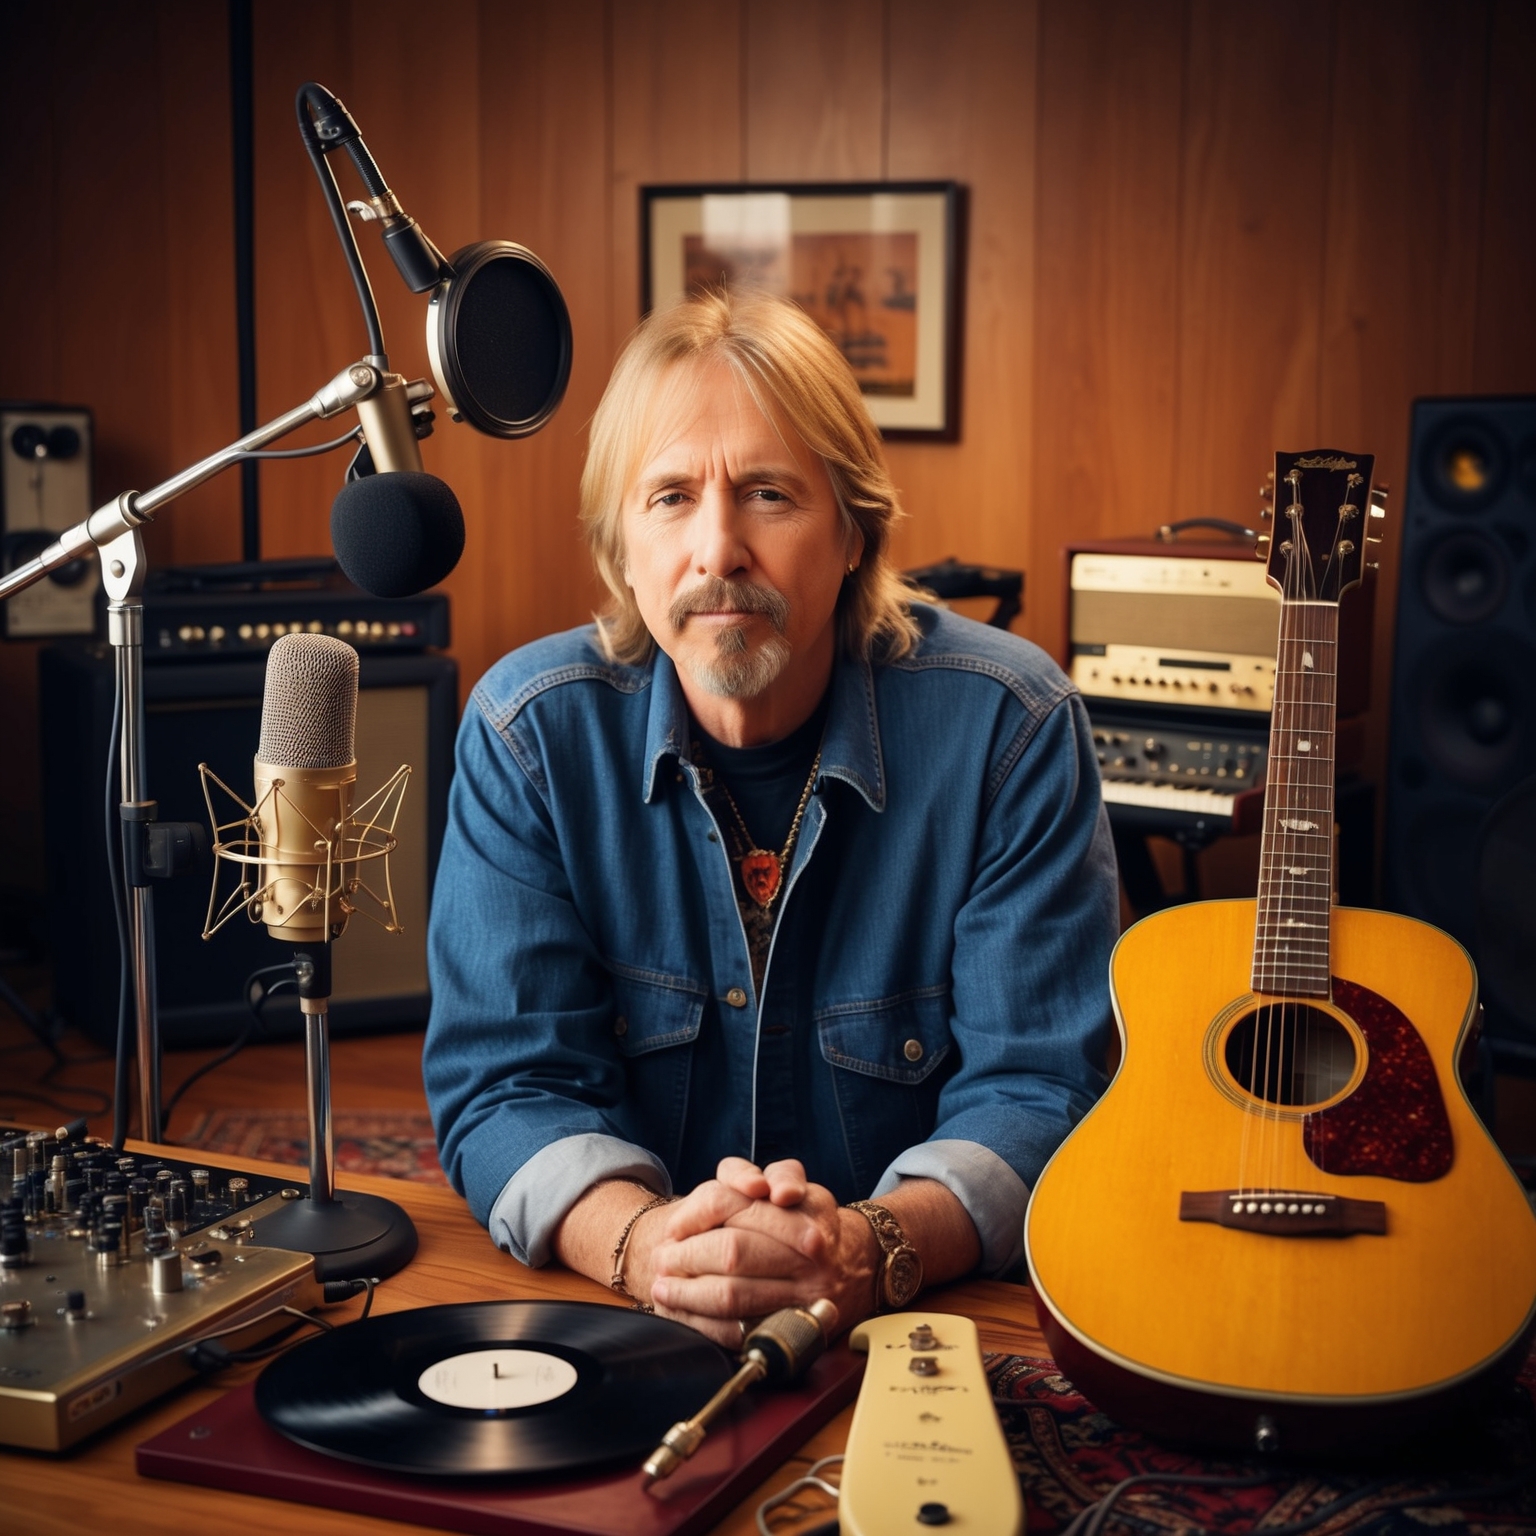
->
xmin=1301 ymin=975 xmax=1453 ymax=1181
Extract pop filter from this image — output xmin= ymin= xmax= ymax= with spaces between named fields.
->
xmin=426 ymin=241 xmax=573 ymax=439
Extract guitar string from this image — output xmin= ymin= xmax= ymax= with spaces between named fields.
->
xmin=1261 ymin=495 xmax=1305 ymax=1198
xmin=1242 ymin=475 xmax=1353 ymax=1200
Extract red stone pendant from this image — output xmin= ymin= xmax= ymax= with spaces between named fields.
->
xmin=739 ymin=849 xmax=782 ymax=907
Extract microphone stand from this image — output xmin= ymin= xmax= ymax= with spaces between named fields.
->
xmin=0 ymin=359 xmax=399 ymax=1141
xmin=247 ymin=942 xmax=418 ymax=1280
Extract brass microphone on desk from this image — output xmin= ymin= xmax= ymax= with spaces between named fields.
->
xmin=198 ymin=631 xmax=417 ymax=1281
xmin=643 ymin=1299 xmax=839 ymax=1482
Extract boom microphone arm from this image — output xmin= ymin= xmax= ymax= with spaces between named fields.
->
xmin=0 ymin=359 xmax=415 ymax=1145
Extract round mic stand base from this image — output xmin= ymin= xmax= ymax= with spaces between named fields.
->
xmin=249 ymin=941 xmax=418 ymax=1282
xmin=252 ymin=1187 xmax=418 ymax=1282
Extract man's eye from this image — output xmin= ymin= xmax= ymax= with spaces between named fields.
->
xmin=651 ymin=491 xmax=689 ymax=508
xmin=747 ymin=487 xmax=790 ymax=505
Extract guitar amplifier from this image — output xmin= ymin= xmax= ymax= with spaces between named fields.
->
xmin=1061 ymin=539 xmax=1375 ymax=720
xmin=1065 ymin=539 xmax=1376 ymax=890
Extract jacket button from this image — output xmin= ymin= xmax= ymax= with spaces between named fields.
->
xmin=613 ymin=1016 xmax=628 ymax=1037
xmin=903 ymin=1038 xmax=924 ymax=1062
xmin=726 ymin=988 xmax=748 ymax=1008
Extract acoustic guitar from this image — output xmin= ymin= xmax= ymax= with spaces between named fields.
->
xmin=1025 ymin=449 xmax=1536 ymax=1455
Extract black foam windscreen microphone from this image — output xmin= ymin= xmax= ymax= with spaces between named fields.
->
xmin=331 ymin=470 xmax=465 ymax=599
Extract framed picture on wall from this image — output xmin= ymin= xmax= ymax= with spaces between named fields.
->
xmin=641 ymin=181 xmax=964 ymax=441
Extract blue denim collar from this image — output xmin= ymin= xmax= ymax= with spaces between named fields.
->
xmin=642 ymin=644 xmax=885 ymax=812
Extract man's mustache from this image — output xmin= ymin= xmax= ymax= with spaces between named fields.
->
xmin=669 ymin=577 xmax=789 ymax=634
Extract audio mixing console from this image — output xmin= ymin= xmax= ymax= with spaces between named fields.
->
xmin=0 ymin=1123 xmax=322 ymax=1451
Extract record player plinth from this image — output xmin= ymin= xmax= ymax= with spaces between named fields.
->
xmin=138 ymin=1345 xmax=865 ymax=1536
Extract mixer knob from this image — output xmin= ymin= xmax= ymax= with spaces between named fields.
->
xmin=227 ymin=1177 xmax=249 ymax=1208
xmin=1 ymin=1299 xmax=33 ymax=1330
xmin=65 ymin=1291 xmax=88 ymax=1322
xmin=150 ymin=1248 xmax=185 ymax=1296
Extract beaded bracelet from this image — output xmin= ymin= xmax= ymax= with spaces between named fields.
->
xmin=610 ymin=1191 xmax=675 ymax=1311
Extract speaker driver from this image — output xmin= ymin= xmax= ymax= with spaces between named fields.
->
xmin=1420 ymin=530 xmax=1510 ymax=625
xmin=426 ymin=241 xmax=573 ymax=439
xmin=1403 ymin=798 xmax=1487 ymax=946
xmin=1420 ymin=418 xmax=1508 ymax=512
xmin=1415 ymin=637 xmax=1536 ymax=789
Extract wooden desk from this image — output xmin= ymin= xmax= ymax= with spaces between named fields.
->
xmin=2 ymin=1158 xmax=1049 ymax=1536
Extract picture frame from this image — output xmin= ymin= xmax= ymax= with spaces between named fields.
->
xmin=641 ymin=181 xmax=964 ymax=441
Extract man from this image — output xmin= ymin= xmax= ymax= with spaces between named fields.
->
xmin=424 ymin=288 xmax=1117 ymax=1347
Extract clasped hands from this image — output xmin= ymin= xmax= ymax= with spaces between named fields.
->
xmin=628 ymin=1157 xmax=876 ymax=1349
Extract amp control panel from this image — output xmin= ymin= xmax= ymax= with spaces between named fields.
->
xmin=1091 ymin=714 xmax=1268 ymax=788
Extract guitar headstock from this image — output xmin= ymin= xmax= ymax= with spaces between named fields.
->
xmin=1258 ymin=449 xmax=1383 ymax=603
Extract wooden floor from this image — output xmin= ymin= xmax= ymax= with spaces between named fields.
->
xmin=2 ymin=958 xmax=1533 ymax=1177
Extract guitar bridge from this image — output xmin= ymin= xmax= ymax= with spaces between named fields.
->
xmin=1179 ymin=1190 xmax=1387 ymax=1236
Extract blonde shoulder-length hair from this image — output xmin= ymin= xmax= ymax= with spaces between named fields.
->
xmin=578 ymin=287 xmax=921 ymax=665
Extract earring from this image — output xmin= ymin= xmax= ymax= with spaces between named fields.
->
xmin=846 ymin=562 xmax=858 ymax=576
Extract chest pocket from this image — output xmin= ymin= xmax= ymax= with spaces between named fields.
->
xmin=610 ymin=967 xmax=705 ymax=1171
xmin=815 ymin=986 xmax=953 ymax=1189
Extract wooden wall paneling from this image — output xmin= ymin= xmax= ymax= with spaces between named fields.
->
xmin=0 ymin=6 xmax=58 ymax=401
xmin=461 ymin=0 xmax=613 ymax=698
xmin=743 ymin=0 xmax=886 ymax=182
xmin=1172 ymin=0 xmax=1335 ymax=527
xmin=1025 ymin=0 xmax=1187 ymax=659
xmin=1318 ymin=0 xmax=1490 ymax=807
xmin=249 ymin=4 xmax=364 ymax=563
xmin=156 ymin=1 xmax=243 ymax=568
xmin=49 ymin=11 xmax=176 ymax=546
xmin=1474 ymin=0 xmax=1536 ymax=392
xmin=610 ymin=0 xmax=746 ymax=355
xmin=881 ymin=0 xmax=1041 ymax=629
xmin=0 ymin=3 xmax=60 ymax=890
xmin=344 ymin=1 xmax=489 ymax=695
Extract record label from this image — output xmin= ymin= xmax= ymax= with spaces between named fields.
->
xmin=418 ymin=1349 xmax=578 ymax=1411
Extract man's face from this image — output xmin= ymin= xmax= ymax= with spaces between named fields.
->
xmin=620 ymin=360 xmax=858 ymax=722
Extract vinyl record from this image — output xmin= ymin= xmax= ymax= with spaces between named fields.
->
xmin=255 ymin=1300 xmax=733 ymax=1477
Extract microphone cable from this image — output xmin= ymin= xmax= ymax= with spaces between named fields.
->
xmin=295 ymin=83 xmax=388 ymax=364
xmin=158 ymin=961 xmax=299 ymax=1140
xmin=106 ymin=664 xmax=133 ymax=1149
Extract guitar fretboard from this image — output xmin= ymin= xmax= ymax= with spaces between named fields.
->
xmin=1251 ymin=599 xmax=1337 ymax=997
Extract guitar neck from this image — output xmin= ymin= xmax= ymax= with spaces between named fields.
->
xmin=1251 ymin=598 xmax=1338 ymax=997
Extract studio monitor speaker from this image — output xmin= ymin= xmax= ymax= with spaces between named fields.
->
xmin=1 ymin=403 xmax=98 ymax=638
xmin=39 ymin=643 xmax=457 ymax=1048
xmin=1384 ymin=396 xmax=1536 ymax=1049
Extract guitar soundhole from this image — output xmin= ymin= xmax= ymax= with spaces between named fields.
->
xmin=1223 ymin=1004 xmax=1356 ymax=1108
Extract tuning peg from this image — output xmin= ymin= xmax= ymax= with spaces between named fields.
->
xmin=1260 ymin=507 xmax=1272 ymax=519
xmin=1366 ymin=532 xmax=1383 ymax=544
xmin=1255 ymin=534 xmax=1271 ymax=559
xmin=1366 ymin=560 xmax=1380 ymax=571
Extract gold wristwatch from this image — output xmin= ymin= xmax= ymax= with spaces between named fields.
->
xmin=846 ymin=1200 xmax=923 ymax=1311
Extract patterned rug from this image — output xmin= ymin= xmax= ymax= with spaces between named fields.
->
xmin=988 ymin=1352 xmax=1536 ymax=1534
xmin=182 ymin=1109 xmax=448 ymax=1185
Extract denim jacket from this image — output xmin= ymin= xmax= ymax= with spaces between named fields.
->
xmin=424 ymin=603 xmax=1117 ymax=1276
